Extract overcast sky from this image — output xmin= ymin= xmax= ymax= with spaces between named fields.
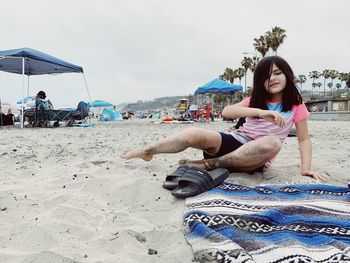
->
xmin=0 ymin=0 xmax=349 ymax=108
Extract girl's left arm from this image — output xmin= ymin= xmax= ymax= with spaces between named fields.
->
xmin=296 ymin=118 xmax=329 ymax=182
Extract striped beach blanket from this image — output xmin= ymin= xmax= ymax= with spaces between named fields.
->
xmin=183 ymin=182 xmax=350 ymax=262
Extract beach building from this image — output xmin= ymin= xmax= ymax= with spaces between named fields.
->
xmin=305 ymin=99 xmax=350 ymax=121
xmin=305 ymin=99 xmax=350 ymax=112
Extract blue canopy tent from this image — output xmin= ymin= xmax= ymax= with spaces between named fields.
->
xmin=0 ymin=48 xmax=84 ymax=75
xmin=194 ymin=79 xmax=243 ymax=118
xmin=0 ymin=47 xmax=92 ymax=127
xmin=194 ymin=78 xmax=242 ymax=94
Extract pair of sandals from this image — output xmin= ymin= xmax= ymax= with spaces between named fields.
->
xmin=162 ymin=165 xmax=229 ymax=198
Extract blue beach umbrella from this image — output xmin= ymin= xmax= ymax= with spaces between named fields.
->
xmin=88 ymin=100 xmax=113 ymax=107
xmin=17 ymin=96 xmax=34 ymax=104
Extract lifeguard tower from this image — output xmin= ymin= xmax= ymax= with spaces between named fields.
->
xmin=177 ymin=98 xmax=188 ymax=110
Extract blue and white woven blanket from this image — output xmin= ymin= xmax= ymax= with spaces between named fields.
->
xmin=183 ymin=182 xmax=350 ymax=262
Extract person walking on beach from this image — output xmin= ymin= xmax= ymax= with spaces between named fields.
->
xmin=121 ymin=56 xmax=329 ymax=182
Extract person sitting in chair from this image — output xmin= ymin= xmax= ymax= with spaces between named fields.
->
xmin=35 ymin=91 xmax=54 ymax=110
xmin=25 ymin=91 xmax=53 ymax=110
xmin=23 ymin=91 xmax=54 ymax=127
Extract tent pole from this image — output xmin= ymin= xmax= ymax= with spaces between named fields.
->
xmin=82 ymin=73 xmax=92 ymax=124
xmin=82 ymin=73 xmax=92 ymax=102
xmin=212 ymin=94 xmax=214 ymax=120
xmin=27 ymin=75 xmax=30 ymax=96
xmin=0 ymin=98 xmax=2 ymax=126
xmin=20 ymin=58 xmax=25 ymax=128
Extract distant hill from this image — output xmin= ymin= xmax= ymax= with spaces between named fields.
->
xmin=118 ymin=96 xmax=190 ymax=112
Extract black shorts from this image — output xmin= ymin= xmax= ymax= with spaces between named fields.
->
xmin=203 ymin=132 xmax=264 ymax=173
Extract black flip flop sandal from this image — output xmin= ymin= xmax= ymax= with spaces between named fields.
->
xmin=162 ymin=165 xmax=189 ymax=190
xmin=171 ymin=167 xmax=229 ymax=198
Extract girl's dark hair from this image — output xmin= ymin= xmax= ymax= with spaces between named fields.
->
xmin=249 ymin=56 xmax=302 ymax=112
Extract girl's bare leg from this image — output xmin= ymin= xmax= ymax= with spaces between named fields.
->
xmin=120 ymin=128 xmax=222 ymax=161
xmin=180 ymin=135 xmax=282 ymax=172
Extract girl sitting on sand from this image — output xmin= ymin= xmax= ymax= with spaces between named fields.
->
xmin=121 ymin=56 xmax=328 ymax=182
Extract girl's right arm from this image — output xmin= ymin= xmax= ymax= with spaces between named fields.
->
xmin=222 ymin=101 xmax=261 ymax=119
xmin=222 ymin=101 xmax=286 ymax=127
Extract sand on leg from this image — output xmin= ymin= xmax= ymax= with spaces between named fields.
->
xmin=180 ymin=135 xmax=282 ymax=172
xmin=120 ymin=127 xmax=222 ymax=161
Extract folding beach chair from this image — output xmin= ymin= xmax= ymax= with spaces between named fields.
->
xmin=24 ymin=101 xmax=89 ymax=127
xmin=23 ymin=98 xmax=55 ymax=127
xmin=23 ymin=108 xmax=67 ymax=127
xmin=66 ymin=101 xmax=89 ymax=126
xmin=23 ymin=107 xmax=47 ymax=127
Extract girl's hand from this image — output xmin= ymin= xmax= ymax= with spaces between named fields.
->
xmin=301 ymin=170 xmax=330 ymax=182
xmin=258 ymin=110 xmax=285 ymax=127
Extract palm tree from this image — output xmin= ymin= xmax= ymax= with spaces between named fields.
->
xmin=265 ymin=26 xmax=287 ymax=55
xmin=219 ymin=67 xmax=235 ymax=84
xmin=335 ymin=83 xmax=341 ymax=98
xmin=322 ymin=69 xmax=331 ymax=98
xmin=225 ymin=67 xmax=235 ymax=84
xmin=234 ymin=68 xmax=245 ymax=86
xmin=309 ymin=71 xmax=320 ymax=100
xmin=338 ymin=72 xmax=350 ymax=89
xmin=253 ymin=35 xmax=269 ymax=58
xmin=316 ymin=82 xmax=322 ymax=98
xmin=249 ymin=56 xmax=259 ymax=72
xmin=241 ymin=57 xmax=254 ymax=92
xmin=311 ymin=83 xmax=317 ymax=99
xmin=297 ymin=74 xmax=307 ymax=93
xmin=328 ymin=70 xmax=338 ymax=96
xmin=327 ymin=82 xmax=333 ymax=98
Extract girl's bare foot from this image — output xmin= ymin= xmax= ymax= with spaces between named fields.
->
xmin=120 ymin=149 xmax=154 ymax=162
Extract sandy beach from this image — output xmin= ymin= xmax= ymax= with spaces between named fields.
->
xmin=0 ymin=119 xmax=349 ymax=263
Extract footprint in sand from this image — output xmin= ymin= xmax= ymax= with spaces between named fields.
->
xmin=91 ymin=160 xmax=108 ymax=166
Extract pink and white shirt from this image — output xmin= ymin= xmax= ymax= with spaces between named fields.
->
xmin=231 ymin=97 xmax=310 ymax=144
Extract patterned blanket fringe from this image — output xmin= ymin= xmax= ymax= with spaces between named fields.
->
xmin=194 ymin=249 xmax=254 ymax=263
